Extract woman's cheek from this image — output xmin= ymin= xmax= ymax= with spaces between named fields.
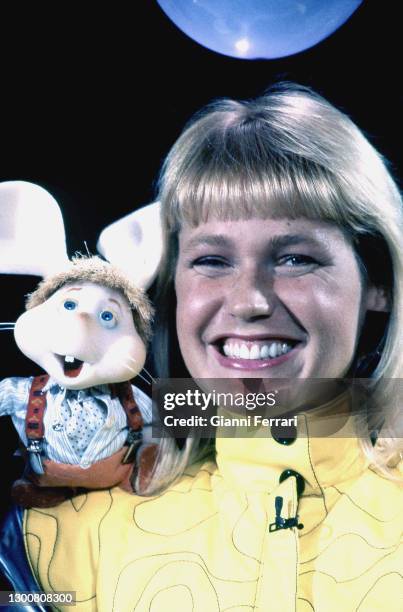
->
xmin=177 ymin=285 xmax=213 ymax=341
xmin=177 ymin=272 xmax=216 ymax=317
xmin=306 ymin=289 xmax=362 ymax=375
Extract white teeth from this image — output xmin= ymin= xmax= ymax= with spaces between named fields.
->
xmin=268 ymin=343 xmax=277 ymax=358
xmin=260 ymin=345 xmax=270 ymax=359
xmin=65 ymin=355 xmax=75 ymax=363
xmin=222 ymin=340 xmax=293 ymax=360
xmin=240 ymin=344 xmax=249 ymax=359
xmin=223 ymin=344 xmax=231 ymax=357
xmin=249 ymin=344 xmax=260 ymax=359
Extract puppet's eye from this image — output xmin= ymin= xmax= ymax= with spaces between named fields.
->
xmin=99 ymin=310 xmax=116 ymax=328
xmin=64 ymin=300 xmax=77 ymax=311
xmin=101 ymin=310 xmax=113 ymax=321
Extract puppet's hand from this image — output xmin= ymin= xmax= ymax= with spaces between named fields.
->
xmin=32 ymin=447 xmax=134 ymax=491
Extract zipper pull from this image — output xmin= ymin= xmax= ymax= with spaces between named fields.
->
xmin=269 ymin=496 xmax=304 ymax=532
xmin=122 ymin=429 xmax=143 ymax=464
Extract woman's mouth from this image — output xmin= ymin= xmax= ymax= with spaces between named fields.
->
xmin=213 ymin=337 xmax=300 ymax=370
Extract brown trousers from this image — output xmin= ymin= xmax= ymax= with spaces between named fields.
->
xmin=12 ymin=444 xmax=158 ymax=508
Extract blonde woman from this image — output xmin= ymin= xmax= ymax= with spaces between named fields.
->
xmin=7 ymin=84 xmax=403 ymax=611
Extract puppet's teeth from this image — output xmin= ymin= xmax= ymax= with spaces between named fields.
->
xmin=65 ymin=355 xmax=75 ymax=363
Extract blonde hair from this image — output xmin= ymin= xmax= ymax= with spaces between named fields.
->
xmin=146 ymin=83 xmax=402 ymax=493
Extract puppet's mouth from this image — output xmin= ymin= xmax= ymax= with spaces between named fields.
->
xmin=63 ymin=355 xmax=84 ymax=378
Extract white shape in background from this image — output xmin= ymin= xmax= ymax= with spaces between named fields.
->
xmin=0 ymin=181 xmax=69 ymax=277
xmin=235 ymin=37 xmax=250 ymax=55
xmin=97 ymin=201 xmax=163 ymax=290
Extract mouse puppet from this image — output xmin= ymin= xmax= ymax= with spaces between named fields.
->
xmin=0 ymin=182 xmax=162 ymax=508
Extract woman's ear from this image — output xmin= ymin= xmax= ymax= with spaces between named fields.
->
xmin=365 ymin=285 xmax=390 ymax=313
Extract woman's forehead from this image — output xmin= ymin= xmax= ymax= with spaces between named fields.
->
xmin=177 ymin=216 xmax=350 ymax=248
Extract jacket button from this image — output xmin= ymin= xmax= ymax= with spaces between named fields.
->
xmin=271 ymin=423 xmax=297 ymax=445
xmin=279 ymin=469 xmax=305 ymax=497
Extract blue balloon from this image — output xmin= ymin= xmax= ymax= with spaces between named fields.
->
xmin=157 ymin=0 xmax=363 ymax=59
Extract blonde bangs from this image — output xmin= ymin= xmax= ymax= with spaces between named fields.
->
xmin=158 ymin=95 xmax=387 ymax=236
xmin=162 ymin=153 xmax=369 ymax=235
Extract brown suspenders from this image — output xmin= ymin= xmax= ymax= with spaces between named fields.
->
xmin=25 ymin=375 xmax=49 ymax=473
xmin=25 ymin=376 xmax=145 ymax=471
xmin=109 ymin=382 xmax=144 ymax=463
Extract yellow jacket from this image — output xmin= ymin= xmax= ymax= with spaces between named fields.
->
xmin=24 ymin=397 xmax=403 ymax=611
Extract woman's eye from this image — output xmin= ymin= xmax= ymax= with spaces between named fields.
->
xmin=99 ymin=310 xmax=117 ymax=328
xmin=63 ymin=300 xmax=78 ymax=311
xmin=276 ymin=254 xmax=319 ymax=273
xmin=192 ymin=255 xmax=229 ymax=268
xmin=192 ymin=256 xmax=231 ymax=274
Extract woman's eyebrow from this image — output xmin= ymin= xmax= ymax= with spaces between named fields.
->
xmin=268 ymin=234 xmax=328 ymax=249
xmin=182 ymin=234 xmax=234 ymax=250
xmin=183 ymin=232 xmax=329 ymax=251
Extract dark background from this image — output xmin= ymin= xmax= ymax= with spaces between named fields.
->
xmin=0 ymin=1 xmax=400 ymax=518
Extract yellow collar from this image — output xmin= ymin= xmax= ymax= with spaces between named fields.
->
xmin=215 ymin=392 xmax=369 ymax=496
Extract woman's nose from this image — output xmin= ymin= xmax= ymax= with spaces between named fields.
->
xmin=226 ymin=270 xmax=274 ymax=321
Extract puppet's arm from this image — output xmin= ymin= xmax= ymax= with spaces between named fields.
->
xmin=0 ymin=377 xmax=31 ymax=423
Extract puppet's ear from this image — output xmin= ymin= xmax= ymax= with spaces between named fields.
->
xmin=97 ymin=202 xmax=163 ymax=289
xmin=0 ymin=181 xmax=69 ymax=277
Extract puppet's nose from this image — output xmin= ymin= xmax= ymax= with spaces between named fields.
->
xmin=77 ymin=311 xmax=91 ymax=319
xmin=74 ymin=312 xmax=100 ymax=339
xmin=57 ymin=311 xmax=99 ymax=352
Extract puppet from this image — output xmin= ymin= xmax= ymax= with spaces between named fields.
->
xmin=0 ymin=181 xmax=162 ymax=508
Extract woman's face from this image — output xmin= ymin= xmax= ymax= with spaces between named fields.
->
xmin=175 ymin=217 xmax=384 ymax=380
